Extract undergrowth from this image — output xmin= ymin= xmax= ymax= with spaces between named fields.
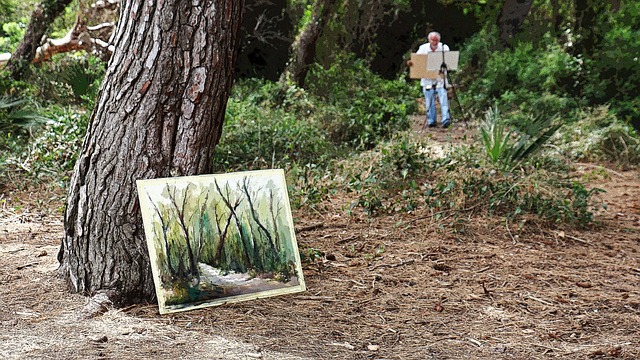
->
xmin=553 ymin=105 xmax=640 ymax=169
xmin=0 ymin=54 xmax=624 ymax=231
xmin=315 ymin=133 xmax=606 ymax=229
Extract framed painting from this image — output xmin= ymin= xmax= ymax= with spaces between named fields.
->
xmin=137 ymin=169 xmax=306 ymax=314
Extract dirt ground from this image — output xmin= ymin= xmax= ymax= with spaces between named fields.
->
xmin=1 ymin=120 xmax=639 ymax=359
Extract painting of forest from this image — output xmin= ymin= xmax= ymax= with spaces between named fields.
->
xmin=137 ymin=169 xmax=306 ymax=314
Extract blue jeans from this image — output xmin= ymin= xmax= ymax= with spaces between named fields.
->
xmin=423 ymin=86 xmax=450 ymax=127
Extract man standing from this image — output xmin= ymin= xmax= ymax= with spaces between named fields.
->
xmin=408 ymin=31 xmax=451 ymax=129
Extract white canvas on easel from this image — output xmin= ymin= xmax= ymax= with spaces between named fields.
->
xmin=426 ymin=51 xmax=459 ymax=71
xmin=409 ymin=51 xmax=460 ymax=79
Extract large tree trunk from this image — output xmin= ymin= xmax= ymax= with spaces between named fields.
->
xmin=58 ymin=0 xmax=244 ymax=306
xmin=496 ymin=0 xmax=534 ymax=47
xmin=280 ymin=0 xmax=332 ymax=87
xmin=5 ymin=0 xmax=74 ymax=80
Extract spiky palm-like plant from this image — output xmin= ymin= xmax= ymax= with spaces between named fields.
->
xmin=0 ymin=96 xmax=46 ymax=135
xmin=479 ymin=107 xmax=513 ymax=164
xmin=479 ymin=106 xmax=561 ymax=169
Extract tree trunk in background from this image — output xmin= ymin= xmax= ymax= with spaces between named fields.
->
xmin=58 ymin=0 xmax=244 ymax=306
xmin=573 ymin=0 xmax=597 ymax=53
xmin=572 ymin=0 xmax=622 ymax=54
xmin=5 ymin=0 xmax=74 ymax=80
xmin=280 ymin=0 xmax=333 ymax=87
xmin=496 ymin=0 xmax=534 ymax=47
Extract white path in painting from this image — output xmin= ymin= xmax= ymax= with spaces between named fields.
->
xmin=197 ymin=262 xmax=299 ymax=296
xmin=198 ymin=262 xmax=255 ymax=287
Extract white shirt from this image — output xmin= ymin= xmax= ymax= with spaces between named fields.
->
xmin=416 ymin=42 xmax=450 ymax=89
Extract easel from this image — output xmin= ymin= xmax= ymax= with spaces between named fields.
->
xmin=410 ymin=51 xmax=468 ymax=127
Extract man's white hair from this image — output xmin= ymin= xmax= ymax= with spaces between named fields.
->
xmin=428 ymin=31 xmax=441 ymax=41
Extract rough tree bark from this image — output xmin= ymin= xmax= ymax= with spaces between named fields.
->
xmin=58 ymin=0 xmax=244 ymax=306
xmin=496 ymin=0 xmax=534 ymax=48
xmin=280 ymin=0 xmax=333 ymax=87
xmin=5 ymin=0 xmax=74 ymax=80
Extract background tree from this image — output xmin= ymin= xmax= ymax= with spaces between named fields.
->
xmin=58 ymin=0 xmax=244 ymax=306
xmin=5 ymin=0 xmax=74 ymax=80
xmin=496 ymin=0 xmax=534 ymax=47
xmin=33 ymin=0 xmax=120 ymax=63
xmin=280 ymin=0 xmax=333 ymax=87
xmin=235 ymin=0 xmax=293 ymax=80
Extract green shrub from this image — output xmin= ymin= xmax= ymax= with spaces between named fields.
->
xmin=0 ymin=21 xmax=25 ymax=53
xmin=231 ymin=78 xmax=316 ymax=116
xmin=213 ymin=80 xmax=333 ymax=171
xmin=422 ymin=152 xmax=604 ymax=228
xmin=581 ymin=2 xmax=640 ymax=123
xmin=31 ymin=53 xmax=106 ymax=104
xmin=554 ymin=106 xmax=640 ymax=168
xmin=0 ymin=96 xmax=47 ymax=135
xmin=479 ymin=106 xmax=561 ymax=170
xmin=333 ymin=132 xmax=428 ymax=215
xmin=461 ymin=32 xmax=582 ymax=123
xmin=306 ymin=54 xmax=416 ymax=149
xmin=287 ymin=163 xmax=332 ymax=210
xmin=2 ymin=106 xmax=88 ymax=181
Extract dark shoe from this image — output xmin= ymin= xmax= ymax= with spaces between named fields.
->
xmin=442 ymin=123 xmax=450 ymax=129
xmin=428 ymin=123 xmax=437 ymax=128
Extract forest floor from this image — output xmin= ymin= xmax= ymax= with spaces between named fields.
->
xmin=1 ymin=116 xmax=640 ymax=359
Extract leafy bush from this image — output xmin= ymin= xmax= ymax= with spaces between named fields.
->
xmin=0 ymin=95 xmax=47 ymax=184
xmin=0 ymin=96 xmax=47 ymax=135
xmin=319 ymin=129 xmax=603 ymax=226
xmin=460 ymin=32 xmax=582 ymax=123
xmin=213 ymin=79 xmax=333 ymax=171
xmin=1 ymin=105 xmax=88 ymax=184
xmin=287 ymin=163 xmax=332 ymax=210
xmin=333 ymin=132 xmax=429 ymax=215
xmin=214 ymin=66 xmax=418 ymax=173
xmin=461 ymin=4 xmax=640 ymax=128
xmin=0 ymin=21 xmax=25 ymax=53
xmin=306 ymin=54 xmax=416 ymax=149
xmin=581 ymin=2 xmax=640 ymax=123
xmin=553 ymin=106 xmax=640 ymax=168
xmin=422 ymin=147 xmax=604 ymax=228
xmin=31 ymin=53 xmax=106 ymax=104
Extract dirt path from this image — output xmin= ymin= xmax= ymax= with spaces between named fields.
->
xmin=1 ymin=121 xmax=639 ymax=359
